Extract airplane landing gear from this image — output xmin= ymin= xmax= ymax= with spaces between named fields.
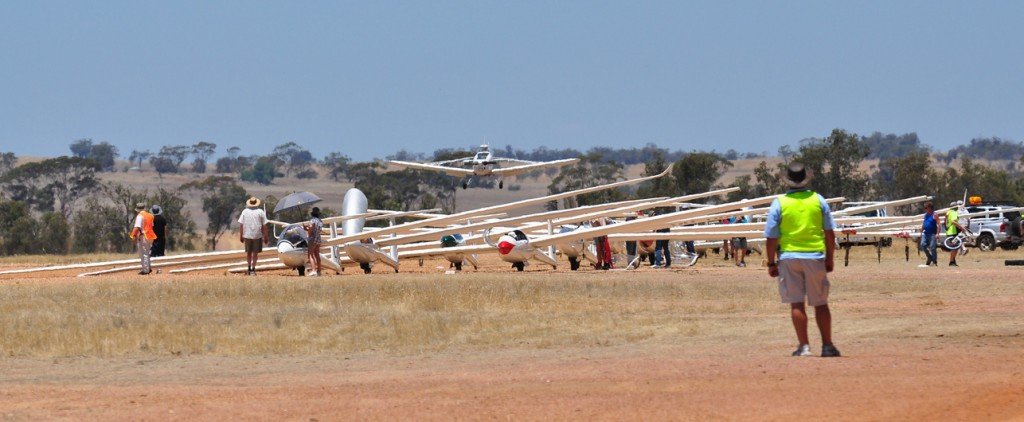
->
xmin=454 ymin=261 xmax=462 ymax=271
xmin=297 ymin=266 xmax=305 ymax=276
xmin=513 ymin=262 xmax=525 ymax=272
xmin=498 ymin=180 xmax=504 ymax=189
xmin=360 ymin=263 xmax=372 ymax=274
xmin=462 ymin=181 xmax=468 ymax=190
xmin=568 ymin=257 xmax=580 ymax=271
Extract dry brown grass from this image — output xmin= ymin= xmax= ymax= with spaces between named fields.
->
xmin=0 ymin=273 xmax=779 ymax=357
xmin=3 ymin=246 xmax=1022 ymax=358
xmin=0 ymin=252 xmax=135 ymax=266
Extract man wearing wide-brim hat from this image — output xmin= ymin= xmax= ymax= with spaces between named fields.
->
xmin=150 ymin=205 xmax=168 ymax=258
xmin=763 ymin=162 xmax=840 ymax=358
xmin=129 ymin=202 xmax=158 ymax=275
xmin=237 ymin=197 xmax=268 ymax=275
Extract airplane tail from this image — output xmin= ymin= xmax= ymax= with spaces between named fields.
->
xmin=342 ymin=188 xmax=400 ymax=272
xmin=342 ymin=188 xmax=368 ymax=235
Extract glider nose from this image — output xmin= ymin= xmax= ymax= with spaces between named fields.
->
xmin=498 ymin=241 xmax=515 ymax=255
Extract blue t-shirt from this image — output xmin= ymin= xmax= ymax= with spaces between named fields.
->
xmin=729 ymin=215 xmax=750 ymax=224
xmin=763 ymin=190 xmax=836 ymax=260
xmin=922 ymin=212 xmax=937 ymax=236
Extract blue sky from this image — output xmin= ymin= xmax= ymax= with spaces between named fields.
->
xmin=2 ymin=1 xmax=1023 ymax=161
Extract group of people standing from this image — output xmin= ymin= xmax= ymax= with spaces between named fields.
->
xmin=130 ymin=196 xmax=326 ymax=276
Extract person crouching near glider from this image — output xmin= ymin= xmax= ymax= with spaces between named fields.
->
xmin=303 ymin=207 xmax=324 ymax=276
xmin=129 ymin=202 xmax=157 ymax=275
xmin=764 ymin=162 xmax=840 ymax=358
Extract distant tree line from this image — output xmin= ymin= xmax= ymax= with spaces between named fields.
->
xmin=4 ymin=128 xmax=1024 ymax=257
xmin=0 ymin=151 xmax=264 ymax=255
xmin=752 ymin=129 xmax=1024 ymax=208
xmin=940 ymin=137 xmax=1024 ymax=163
xmin=545 ymin=128 xmax=1024 ymax=213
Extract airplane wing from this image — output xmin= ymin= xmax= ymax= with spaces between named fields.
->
xmin=491 ymin=158 xmax=580 ymax=177
xmin=374 ymin=198 xmax=664 ymax=248
xmin=490 ymin=157 xmax=538 ymax=165
xmin=396 ymin=243 xmax=497 ymax=260
xmin=364 ymin=208 xmax=443 ymax=222
xmin=0 ymin=248 xmax=273 ymax=276
xmin=318 ymin=167 xmax=672 ymax=249
xmin=529 ymin=195 xmax=778 ymax=249
xmin=387 ymin=160 xmax=475 ymax=177
xmin=433 ymin=157 xmax=474 ymax=166
xmin=833 ymin=196 xmax=931 ymax=216
xmin=268 ymin=211 xmax=381 ymax=228
xmin=549 ymin=187 xmax=739 ymax=226
xmin=605 ymin=231 xmax=766 ymax=242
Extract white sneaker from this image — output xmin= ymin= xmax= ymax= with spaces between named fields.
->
xmin=917 ymin=264 xmax=930 ymax=268
xmin=791 ymin=344 xmax=812 ymax=357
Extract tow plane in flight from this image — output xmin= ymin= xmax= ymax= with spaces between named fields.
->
xmin=387 ymin=144 xmax=579 ymax=189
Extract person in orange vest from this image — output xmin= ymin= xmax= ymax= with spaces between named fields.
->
xmin=129 ymin=202 xmax=157 ymax=275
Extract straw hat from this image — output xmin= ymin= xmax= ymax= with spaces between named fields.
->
xmin=246 ymin=197 xmax=261 ymax=208
xmin=783 ymin=162 xmax=813 ymax=189
xmin=134 ymin=202 xmax=147 ymax=211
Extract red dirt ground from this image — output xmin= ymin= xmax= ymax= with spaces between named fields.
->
xmin=1 ymin=339 xmax=1022 ymax=420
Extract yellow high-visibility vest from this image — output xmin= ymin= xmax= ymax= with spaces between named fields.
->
xmin=778 ymin=191 xmax=825 ymax=252
xmin=945 ymin=209 xmax=959 ymax=236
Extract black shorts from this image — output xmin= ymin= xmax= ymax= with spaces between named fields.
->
xmin=244 ymin=238 xmax=263 ymax=253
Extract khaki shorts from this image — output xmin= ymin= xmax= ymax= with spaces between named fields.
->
xmin=244 ymin=238 xmax=263 ymax=253
xmin=777 ymin=259 xmax=829 ymax=306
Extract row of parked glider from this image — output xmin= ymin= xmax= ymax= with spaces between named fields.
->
xmin=5 ymin=168 xmax=1022 ymax=278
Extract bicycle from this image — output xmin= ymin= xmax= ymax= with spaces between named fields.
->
xmin=942 ymin=229 xmax=975 ymax=257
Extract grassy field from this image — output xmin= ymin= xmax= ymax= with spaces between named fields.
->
xmin=0 ymin=272 xmax=775 ymax=357
xmin=2 ymin=248 xmax=1022 ymax=358
xmin=0 ymin=252 xmax=136 ymax=266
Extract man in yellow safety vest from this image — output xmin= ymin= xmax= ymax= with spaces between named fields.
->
xmin=764 ymin=162 xmax=840 ymax=358
xmin=944 ymin=201 xmax=966 ymax=267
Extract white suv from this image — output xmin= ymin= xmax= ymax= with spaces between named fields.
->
xmin=963 ymin=204 xmax=1022 ymax=251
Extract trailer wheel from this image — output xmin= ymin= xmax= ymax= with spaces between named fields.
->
xmin=513 ymin=262 xmax=525 ymax=272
